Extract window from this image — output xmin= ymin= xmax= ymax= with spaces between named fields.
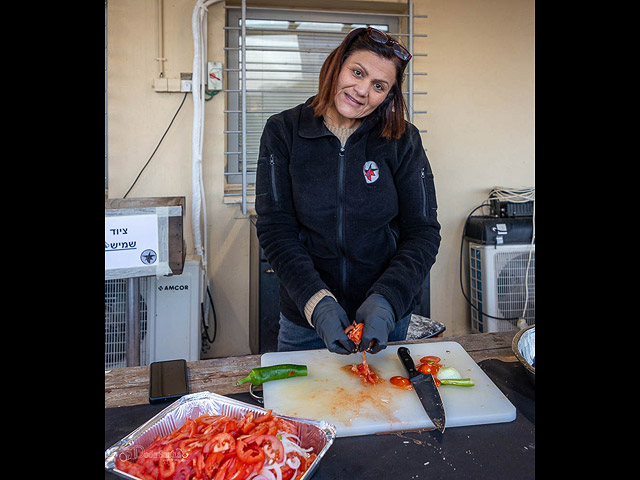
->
xmin=224 ymin=6 xmax=406 ymax=189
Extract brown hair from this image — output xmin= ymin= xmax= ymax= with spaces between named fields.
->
xmin=310 ymin=27 xmax=410 ymax=139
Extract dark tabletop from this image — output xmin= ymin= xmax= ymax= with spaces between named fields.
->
xmin=105 ymin=359 xmax=534 ymax=480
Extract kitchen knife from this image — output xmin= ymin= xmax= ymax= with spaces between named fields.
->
xmin=397 ymin=346 xmax=446 ymax=433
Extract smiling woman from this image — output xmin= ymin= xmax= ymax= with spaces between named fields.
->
xmin=311 ymin=27 xmax=410 ymax=139
xmin=255 ymin=27 xmax=441 ymax=356
xmin=325 ymin=50 xmax=397 ymax=129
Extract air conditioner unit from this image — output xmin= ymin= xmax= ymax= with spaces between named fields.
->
xmin=105 ymin=256 xmax=204 ymax=369
xmin=468 ymin=242 xmax=535 ymax=333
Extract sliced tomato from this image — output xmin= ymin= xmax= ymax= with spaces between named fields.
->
xmin=254 ymin=409 xmax=274 ymax=423
xmin=158 ymin=444 xmax=176 ymax=478
xmin=419 ymin=356 xmax=441 ymax=364
xmin=224 ymin=457 xmax=253 ymax=480
xmin=390 ymin=376 xmax=411 ymax=387
xmin=204 ymin=452 xmax=224 ymax=477
xmin=346 ymin=323 xmax=364 ymax=344
xmin=214 ymin=457 xmax=233 ymax=480
xmin=116 ymin=458 xmax=147 ymax=478
xmin=417 ymin=363 xmax=433 ymax=374
xmin=173 ymin=459 xmax=196 ymax=480
xmin=275 ymin=418 xmax=298 ymax=435
xmin=224 ymin=419 xmax=239 ymax=435
xmin=254 ymin=434 xmax=285 ymax=463
xmin=242 ymin=423 xmax=270 ymax=443
xmin=204 ymin=432 xmax=237 ymax=454
xmin=236 ymin=439 xmax=266 ymax=464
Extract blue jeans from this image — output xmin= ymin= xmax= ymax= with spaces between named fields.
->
xmin=277 ymin=312 xmax=411 ymax=352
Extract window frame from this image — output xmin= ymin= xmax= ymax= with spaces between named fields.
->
xmin=224 ymin=7 xmax=401 ymax=186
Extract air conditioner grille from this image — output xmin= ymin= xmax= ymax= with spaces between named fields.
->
xmin=495 ymin=250 xmax=535 ymax=324
xmin=469 ymin=243 xmax=535 ymax=333
xmin=105 ymin=278 xmax=149 ymax=369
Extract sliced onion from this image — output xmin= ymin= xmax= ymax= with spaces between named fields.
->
xmin=257 ymin=470 xmax=276 ymax=480
xmin=263 ymin=463 xmax=282 ymax=480
xmin=286 ymin=456 xmax=301 ymax=469
xmin=436 ymin=366 xmax=462 ymax=381
xmin=279 ymin=432 xmax=313 ymax=458
xmin=279 ymin=432 xmax=301 ymax=444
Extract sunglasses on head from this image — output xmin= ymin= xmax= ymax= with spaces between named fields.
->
xmin=366 ymin=27 xmax=412 ymax=62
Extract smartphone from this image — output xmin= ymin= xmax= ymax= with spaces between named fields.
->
xmin=149 ymin=359 xmax=189 ymax=404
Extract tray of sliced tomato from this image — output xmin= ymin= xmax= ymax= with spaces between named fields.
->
xmin=105 ymin=391 xmax=336 ymax=480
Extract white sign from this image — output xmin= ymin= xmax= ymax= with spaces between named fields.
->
xmin=105 ymin=214 xmax=159 ymax=271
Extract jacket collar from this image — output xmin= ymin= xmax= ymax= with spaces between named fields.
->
xmin=298 ymin=97 xmax=329 ymax=139
xmin=298 ymin=96 xmax=379 ymax=139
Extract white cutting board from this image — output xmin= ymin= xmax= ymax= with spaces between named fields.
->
xmin=262 ymin=342 xmax=516 ymax=437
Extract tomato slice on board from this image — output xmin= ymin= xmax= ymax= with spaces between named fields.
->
xmin=390 ymin=376 xmax=411 ymax=387
xmin=254 ymin=434 xmax=285 ymax=463
xmin=417 ymin=363 xmax=434 ymax=375
xmin=419 ymin=356 xmax=441 ymax=364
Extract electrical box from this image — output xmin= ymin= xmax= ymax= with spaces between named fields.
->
xmin=207 ymin=62 xmax=223 ymax=91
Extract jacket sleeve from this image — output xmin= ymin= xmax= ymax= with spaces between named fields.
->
xmin=255 ymin=114 xmax=330 ymax=317
xmin=367 ymin=124 xmax=441 ymax=320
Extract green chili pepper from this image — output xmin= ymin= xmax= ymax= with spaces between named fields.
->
xmin=236 ymin=364 xmax=307 ymax=386
xmin=439 ymin=378 xmax=474 ymax=387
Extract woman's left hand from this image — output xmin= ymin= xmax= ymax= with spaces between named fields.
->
xmin=355 ymin=294 xmax=396 ymax=353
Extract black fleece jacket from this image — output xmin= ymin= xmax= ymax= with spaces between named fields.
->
xmin=255 ymin=97 xmax=441 ymax=329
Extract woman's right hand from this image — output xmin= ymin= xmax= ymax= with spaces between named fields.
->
xmin=312 ymin=297 xmax=357 ymax=354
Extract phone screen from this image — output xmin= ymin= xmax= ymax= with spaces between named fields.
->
xmin=149 ymin=359 xmax=189 ymax=403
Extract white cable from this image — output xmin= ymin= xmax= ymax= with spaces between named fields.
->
xmin=192 ymin=0 xmax=223 ymax=331
xmin=520 ymin=200 xmax=535 ymax=319
xmin=487 ymin=186 xmax=535 ymax=203
xmin=191 ymin=2 xmax=204 ymax=262
xmin=191 ymin=0 xmax=223 ymax=262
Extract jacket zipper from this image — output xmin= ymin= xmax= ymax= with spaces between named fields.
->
xmin=337 ymin=146 xmax=347 ymax=301
xmin=420 ymin=167 xmax=428 ymax=216
xmin=269 ymin=154 xmax=279 ymax=203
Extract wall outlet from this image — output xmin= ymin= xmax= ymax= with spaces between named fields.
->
xmin=180 ymin=72 xmax=193 ymax=92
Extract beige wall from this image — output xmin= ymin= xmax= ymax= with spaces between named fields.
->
xmin=106 ymin=0 xmax=534 ymax=357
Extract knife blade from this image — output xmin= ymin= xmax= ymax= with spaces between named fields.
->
xmin=397 ymin=346 xmax=446 ymax=433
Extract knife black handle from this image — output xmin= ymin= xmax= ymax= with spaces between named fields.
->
xmin=397 ymin=347 xmax=420 ymax=379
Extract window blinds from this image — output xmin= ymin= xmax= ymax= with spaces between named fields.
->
xmin=224 ymin=3 xmax=425 ymax=214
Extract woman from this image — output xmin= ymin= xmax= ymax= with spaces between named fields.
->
xmin=255 ymin=27 xmax=441 ymax=355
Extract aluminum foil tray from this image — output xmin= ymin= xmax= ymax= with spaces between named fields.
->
xmin=512 ymin=324 xmax=535 ymax=386
xmin=105 ymin=391 xmax=337 ymax=480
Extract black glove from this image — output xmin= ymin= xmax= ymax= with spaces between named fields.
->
xmin=312 ymin=296 xmax=357 ymax=354
xmin=356 ymin=293 xmax=396 ymax=354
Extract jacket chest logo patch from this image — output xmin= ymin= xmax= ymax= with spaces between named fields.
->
xmin=363 ymin=161 xmax=379 ymax=184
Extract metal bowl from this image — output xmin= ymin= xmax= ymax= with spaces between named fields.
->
xmin=512 ymin=324 xmax=535 ymax=386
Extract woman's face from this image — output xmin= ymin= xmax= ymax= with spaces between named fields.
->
xmin=332 ymin=49 xmax=397 ymax=122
